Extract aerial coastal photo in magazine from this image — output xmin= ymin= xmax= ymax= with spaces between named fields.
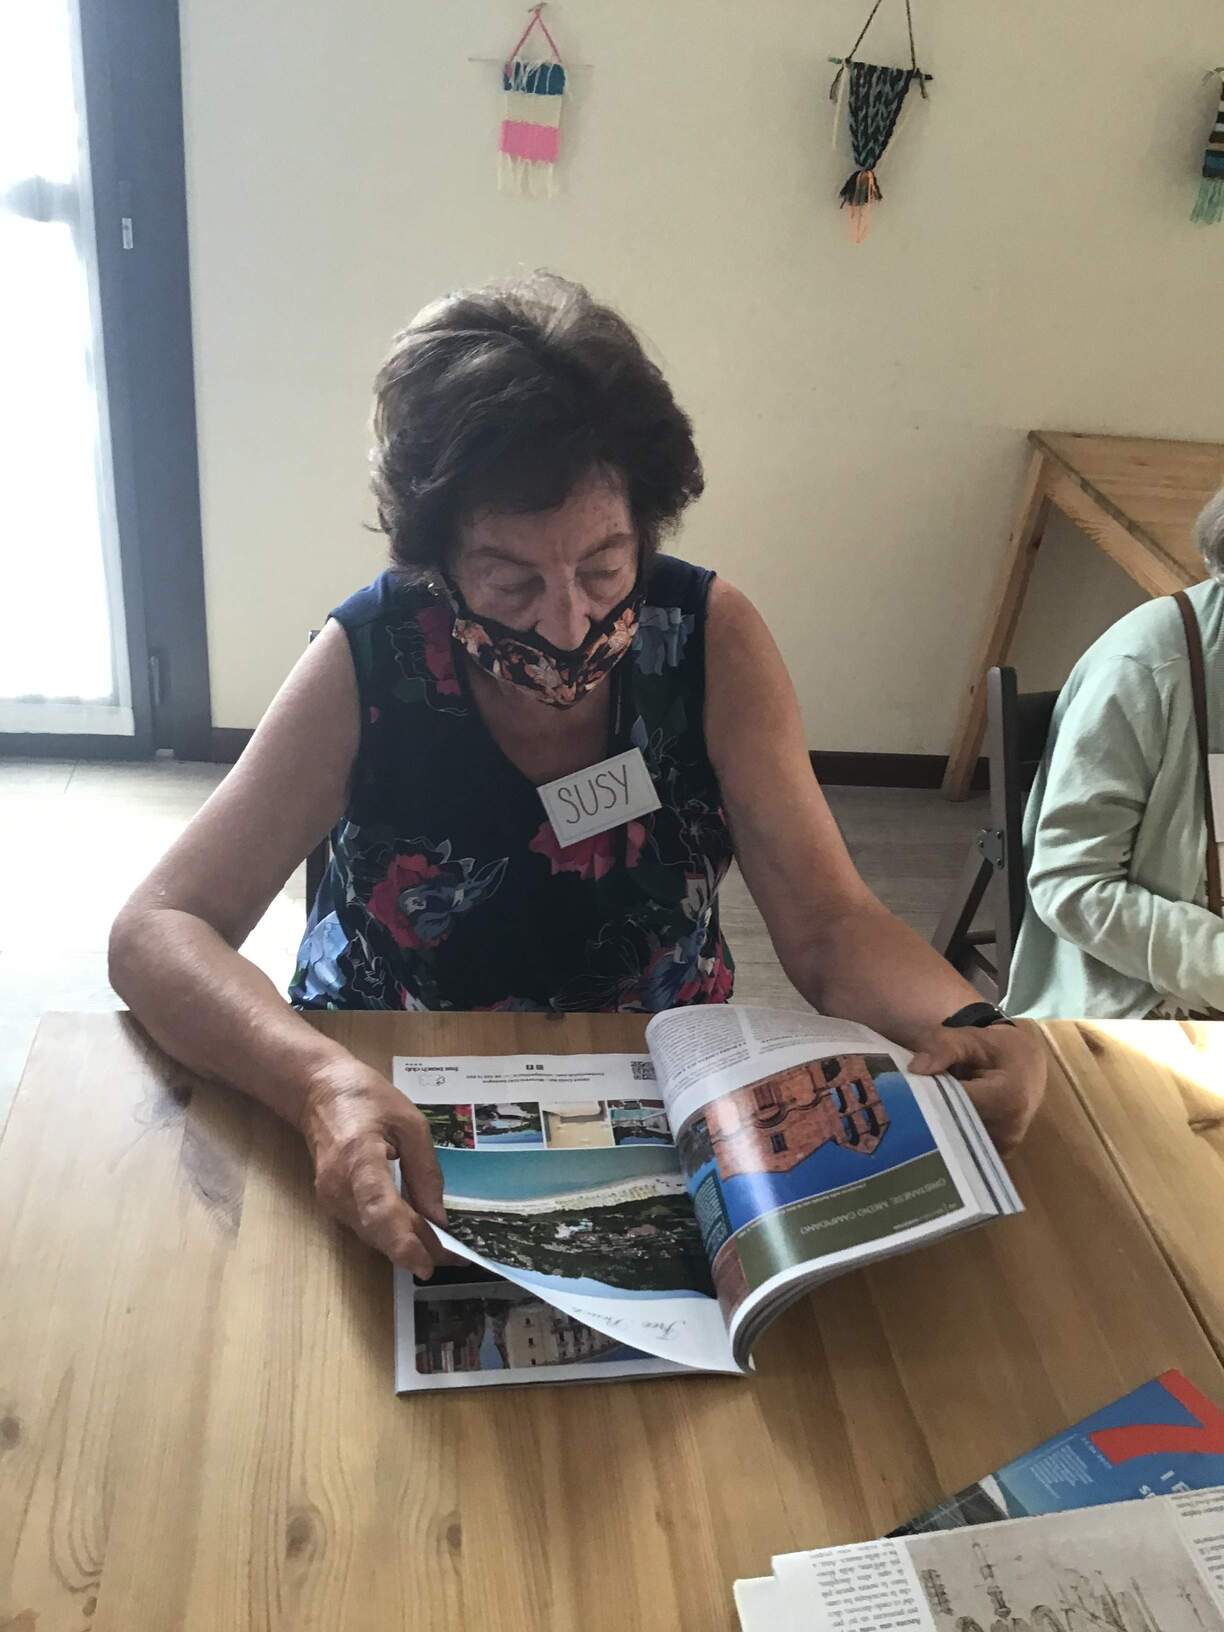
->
xmin=436 ymin=1144 xmax=714 ymax=1299
xmin=675 ymin=1052 xmax=961 ymax=1315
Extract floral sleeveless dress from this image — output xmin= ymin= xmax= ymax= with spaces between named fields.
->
xmin=290 ymin=555 xmax=735 ymax=1013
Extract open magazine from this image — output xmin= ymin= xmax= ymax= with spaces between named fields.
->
xmin=735 ymin=1486 xmax=1224 ymax=1632
xmin=392 ymin=1005 xmax=1021 ymax=1393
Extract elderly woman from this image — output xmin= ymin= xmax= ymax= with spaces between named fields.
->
xmin=1007 ymin=487 xmax=1224 ymax=1019
xmin=111 ymin=274 xmax=1044 ymax=1277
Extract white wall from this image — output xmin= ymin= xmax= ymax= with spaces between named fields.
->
xmin=180 ymin=0 xmax=1224 ymax=748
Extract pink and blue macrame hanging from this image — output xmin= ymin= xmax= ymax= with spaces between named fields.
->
xmin=499 ymin=5 xmax=566 ymax=196
xmin=830 ymin=0 xmax=930 ymax=241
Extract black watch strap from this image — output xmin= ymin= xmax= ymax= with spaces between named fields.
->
xmin=942 ymin=1001 xmax=1015 ymax=1029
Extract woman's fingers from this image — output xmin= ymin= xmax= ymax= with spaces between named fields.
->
xmin=907 ymin=1022 xmax=1046 ymax=1157
xmin=337 ymin=1144 xmax=438 ymax=1279
xmin=908 ymin=1028 xmax=989 ymax=1079
xmin=304 ymin=1063 xmax=456 ymax=1273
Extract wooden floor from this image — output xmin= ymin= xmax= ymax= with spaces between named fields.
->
xmin=0 ymin=758 xmax=983 ymax=1118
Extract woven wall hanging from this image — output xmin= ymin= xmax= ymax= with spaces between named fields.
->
xmin=829 ymin=0 xmax=930 ymax=242
xmin=499 ymin=5 xmax=566 ymax=197
xmin=1192 ymin=69 xmax=1224 ymax=225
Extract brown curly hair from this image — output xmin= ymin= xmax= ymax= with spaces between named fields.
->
xmin=369 ymin=273 xmax=704 ymax=574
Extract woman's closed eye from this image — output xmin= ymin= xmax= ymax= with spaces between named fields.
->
xmin=489 ymin=577 xmax=541 ymax=602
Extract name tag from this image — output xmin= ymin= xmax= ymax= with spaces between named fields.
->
xmin=537 ymin=747 xmax=661 ymax=848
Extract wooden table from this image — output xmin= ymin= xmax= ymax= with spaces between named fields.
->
xmin=1047 ymin=1019 xmax=1224 ymax=1355
xmin=942 ymin=431 xmax=1224 ymax=799
xmin=3 ymin=1013 xmax=1224 ymax=1631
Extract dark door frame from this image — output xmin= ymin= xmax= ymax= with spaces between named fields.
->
xmin=1 ymin=0 xmax=211 ymax=763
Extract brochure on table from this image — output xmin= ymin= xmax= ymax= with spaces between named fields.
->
xmin=892 ymin=1368 xmax=1224 ymax=1532
xmin=734 ymin=1371 xmax=1224 ymax=1624
xmin=392 ymin=1005 xmax=1021 ymax=1393
xmin=737 ymin=1486 xmax=1224 ymax=1632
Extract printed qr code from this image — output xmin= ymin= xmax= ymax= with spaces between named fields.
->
xmin=630 ymin=1060 xmax=657 ymax=1082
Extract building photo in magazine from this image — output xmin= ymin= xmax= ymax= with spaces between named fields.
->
xmin=413 ymin=1280 xmax=653 ymax=1377
xmin=675 ymin=1052 xmax=962 ymax=1316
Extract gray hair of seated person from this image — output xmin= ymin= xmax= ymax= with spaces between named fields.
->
xmin=1196 ymin=486 xmax=1224 ymax=583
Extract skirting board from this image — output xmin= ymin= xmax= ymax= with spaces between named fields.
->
xmin=811 ymin=751 xmax=988 ymax=791
xmin=208 ymin=727 xmax=986 ymax=791
xmin=0 ymin=733 xmax=148 ymax=761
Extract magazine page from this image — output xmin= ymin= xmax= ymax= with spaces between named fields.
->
xmin=772 ymin=1487 xmax=1224 ymax=1632
xmin=891 ymin=1369 xmax=1224 ymax=1533
xmin=393 ymin=1053 xmax=739 ymax=1373
xmin=393 ymin=1266 xmax=683 ymax=1393
xmin=644 ymin=1007 xmax=1005 ymax=1354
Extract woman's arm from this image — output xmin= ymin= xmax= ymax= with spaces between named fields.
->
xmin=1026 ymin=656 xmax=1224 ymax=1012
xmin=704 ymin=579 xmax=1044 ymax=1152
xmin=108 ymin=621 xmax=446 ymax=1275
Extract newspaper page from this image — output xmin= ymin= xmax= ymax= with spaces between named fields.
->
xmin=771 ymin=1487 xmax=1224 ymax=1632
xmin=393 ymin=1054 xmax=738 ymax=1373
xmin=1173 ymin=1487 xmax=1224 ymax=1599
xmin=733 ymin=1575 xmax=785 ymax=1632
xmin=644 ymin=1007 xmax=1005 ymax=1351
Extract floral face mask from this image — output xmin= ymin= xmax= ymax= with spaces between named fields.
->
xmin=439 ymin=579 xmax=642 ymax=709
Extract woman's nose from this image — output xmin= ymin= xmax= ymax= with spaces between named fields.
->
xmin=537 ymin=585 xmax=591 ymax=651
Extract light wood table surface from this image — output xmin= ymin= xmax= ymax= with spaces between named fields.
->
xmin=3 ymin=1012 xmax=1223 ymax=1632
xmin=1045 ymin=1019 xmax=1224 ymax=1358
xmin=943 ymin=431 xmax=1224 ymax=798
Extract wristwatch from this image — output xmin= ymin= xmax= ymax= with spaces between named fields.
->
xmin=941 ymin=1001 xmax=1015 ymax=1029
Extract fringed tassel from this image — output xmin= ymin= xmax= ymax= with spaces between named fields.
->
xmin=497 ymin=152 xmax=558 ymax=198
xmin=839 ymin=168 xmax=882 ymax=242
xmin=1191 ymin=174 xmax=1224 ymax=225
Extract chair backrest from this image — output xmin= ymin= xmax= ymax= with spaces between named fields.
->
xmin=303 ymin=627 xmax=330 ymax=916
xmin=931 ymin=667 xmax=1058 ymax=1000
xmin=984 ymin=667 xmax=1059 ymax=988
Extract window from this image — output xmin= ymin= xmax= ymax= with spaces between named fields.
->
xmin=770 ymin=1132 xmax=787 ymax=1154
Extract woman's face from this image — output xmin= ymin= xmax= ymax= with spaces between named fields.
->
xmin=450 ymin=469 xmax=638 ymax=650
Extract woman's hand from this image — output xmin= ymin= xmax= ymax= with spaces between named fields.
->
xmin=299 ymin=1057 xmax=449 ymax=1277
xmin=908 ymin=1021 xmax=1047 ymax=1158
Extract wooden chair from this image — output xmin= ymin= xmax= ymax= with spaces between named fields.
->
xmin=932 ymin=667 xmax=1059 ymax=1000
xmin=304 ymin=628 xmax=330 ymax=915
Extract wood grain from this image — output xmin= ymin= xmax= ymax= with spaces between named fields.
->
xmin=2 ymin=1013 xmax=1223 ymax=1631
xmin=943 ymin=431 xmax=1224 ymax=801
xmin=1043 ymin=1019 xmax=1224 ymax=1361
xmin=1033 ymin=432 xmax=1224 ymax=580
xmin=1041 ymin=469 xmax=1195 ymax=598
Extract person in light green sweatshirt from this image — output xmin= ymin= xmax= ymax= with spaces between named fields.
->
xmin=1005 ymin=488 xmax=1224 ymax=1020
